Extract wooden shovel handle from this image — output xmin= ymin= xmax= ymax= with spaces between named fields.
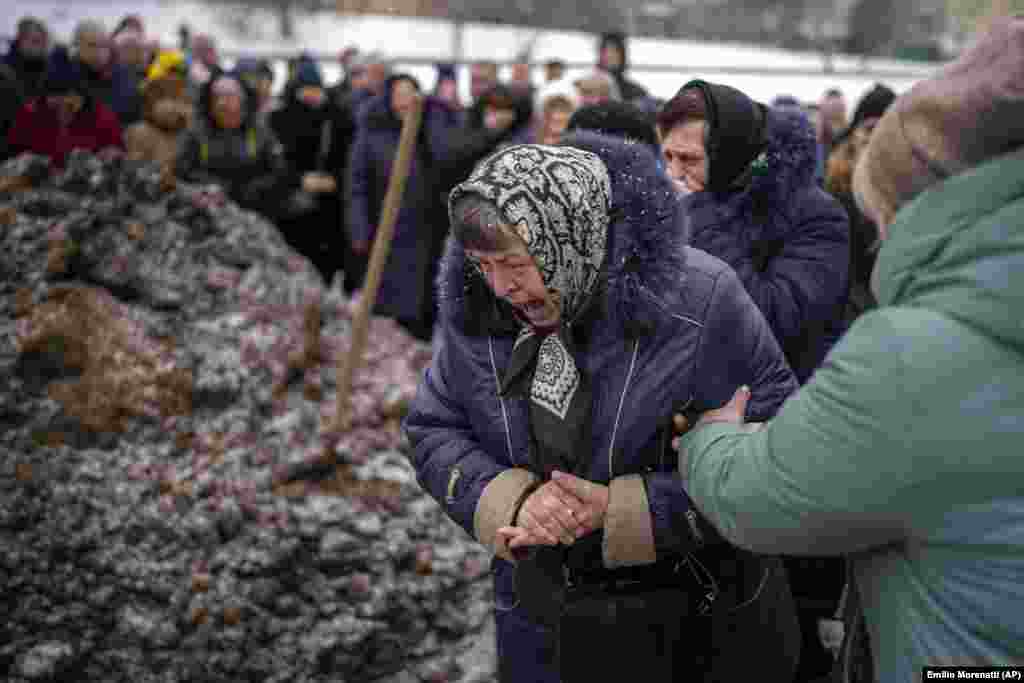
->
xmin=333 ymin=96 xmax=424 ymax=433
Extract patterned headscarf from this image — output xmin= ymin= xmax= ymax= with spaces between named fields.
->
xmin=449 ymin=144 xmax=612 ymax=475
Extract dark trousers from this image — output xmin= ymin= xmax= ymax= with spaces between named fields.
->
xmin=495 ymin=558 xmax=800 ymax=683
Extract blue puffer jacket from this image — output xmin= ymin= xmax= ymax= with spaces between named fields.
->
xmin=347 ymin=93 xmax=460 ymax=325
xmin=404 ymin=133 xmax=800 ymax=680
xmin=686 ymin=107 xmax=850 ymax=384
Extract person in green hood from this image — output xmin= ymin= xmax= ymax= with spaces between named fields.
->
xmin=677 ymin=17 xmax=1024 ymax=682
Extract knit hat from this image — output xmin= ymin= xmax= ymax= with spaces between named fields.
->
xmin=854 ymin=18 xmax=1024 ymax=226
xmin=436 ymin=62 xmax=456 ymax=82
xmin=536 ymin=77 xmax=580 ymax=113
xmin=44 ymin=45 xmax=84 ymax=96
xmin=292 ymin=56 xmax=323 ymax=89
xmin=771 ymin=94 xmax=801 ymax=109
xmin=567 ymin=101 xmax=658 ymax=149
xmin=17 ymin=16 xmax=48 ymax=38
xmin=146 ymin=50 xmax=187 ymax=82
xmin=349 ymin=51 xmax=387 ymax=76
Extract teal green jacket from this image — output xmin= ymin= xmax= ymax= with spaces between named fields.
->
xmin=680 ymin=150 xmax=1024 ymax=679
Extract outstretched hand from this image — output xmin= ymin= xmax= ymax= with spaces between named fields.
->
xmin=673 ymin=385 xmax=751 ymax=438
xmin=676 ymin=386 xmax=755 ymax=471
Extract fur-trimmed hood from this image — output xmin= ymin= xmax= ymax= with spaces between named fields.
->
xmin=687 ymin=106 xmax=819 ymax=245
xmin=437 ymin=132 xmax=688 ymax=337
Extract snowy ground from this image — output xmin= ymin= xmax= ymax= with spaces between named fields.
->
xmin=4 ymin=0 xmax=938 ymax=104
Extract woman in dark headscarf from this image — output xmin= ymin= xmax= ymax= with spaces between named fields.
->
xmin=404 ymin=134 xmax=802 ymax=682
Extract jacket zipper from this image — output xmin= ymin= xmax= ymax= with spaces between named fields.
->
xmin=446 ymin=466 xmax=462 ymax=505
xmin=685 ymin=508 xmax=705 ymax=548
xmin=608 ymin=339 xmax=641 ymax=479
xmin=488 ymin=336 xmax=515 ymax=464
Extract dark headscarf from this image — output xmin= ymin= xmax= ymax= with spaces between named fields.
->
xmin=678 ymin=79 xmax=769 ymax=194
xmin=567 ymin=100 xmax=658 ymax=151
xmin=833 ymin=83 xmax=897 ymax=147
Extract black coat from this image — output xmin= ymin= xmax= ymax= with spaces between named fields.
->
xmin=3 ymin=49 xmax=47 ymax=101
xmin=0 ymin=63 xmax=24 ymax=161
xmin=268 ymin=89 xmax=358 ymax=283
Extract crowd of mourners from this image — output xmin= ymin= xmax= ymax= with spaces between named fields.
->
xmin=3 ymin=12 xmax=1022 ymax=683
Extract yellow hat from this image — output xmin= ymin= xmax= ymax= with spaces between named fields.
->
xmin=146 ymin=50 xmax=187 ymax=83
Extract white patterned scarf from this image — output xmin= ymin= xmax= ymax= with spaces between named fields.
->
xmin=449 ymin=144 xmax=611 ymax=475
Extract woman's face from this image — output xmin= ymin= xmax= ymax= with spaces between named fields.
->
xmin=661 ymin=120 xmax=708 ymax=194
xmin=542 ymin=106 xmax=572 ymax=144
xmin=600 ymin=44 xmax=624 ymax=71
xmin=77 ymin=30 xmax=111 ymax=72
xmin=297 ymin=85 xmax=325 ymax=108
xmin=390 ymin=80 xmax=419 ymax=118
xmin=212 ymin=93 xmax=243 ymax=129
xmin=467 ymin=238 xmax=560 ymax=329
xmin=484 ymin=105 xmax=515 ymax=131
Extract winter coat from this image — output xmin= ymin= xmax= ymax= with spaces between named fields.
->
xmin=7 ymin=97 xmax=123 ymax=169
xmin=175 ymin=77 xmax=286 ymax=213
xmin=110 ymin=62 xmax=145 ymax=126
xmin=404 ymin=134 xmax=801 ymax=683
xmin=680 ymin=149 xmax=1024 ymax=680
xmin=0 ymin=63 xmax=23 ymax=160
xmin=685 ymin=107 xmax=850 ymax=384
xmin=347 ymin=93 xmax=460 ymax=331
xmin=3 ymin=48 xmax=48 ymax=101
xmin=77 ymin=60 xmax=115 ymax=110
xmin=268 ymin=85 xmax=358 ymax=283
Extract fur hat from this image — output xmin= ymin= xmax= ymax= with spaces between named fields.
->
xmin=854 ymin=17 xmax=1024 ymax=226
xmin=567 ymin=100 xmax=658 ymax=149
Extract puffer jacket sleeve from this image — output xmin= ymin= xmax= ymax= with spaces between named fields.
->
xmin=695 ymin=262 xmax=799 ymax=419
xmin=403 ymin=328 xmax=539 ymax=561
xmin=679 ymin=309 xmax=921 ymax=556
xmin=640 ymin=264 xmax=799 ymax=561
xmin=732 ymin=188 xmax=850 ymax=366
xmin=346 ymin=124 xmax=374 ymax=246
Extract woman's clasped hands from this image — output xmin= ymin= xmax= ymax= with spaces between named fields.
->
xmin=497 ymin=471 xmax=610 ymax=554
